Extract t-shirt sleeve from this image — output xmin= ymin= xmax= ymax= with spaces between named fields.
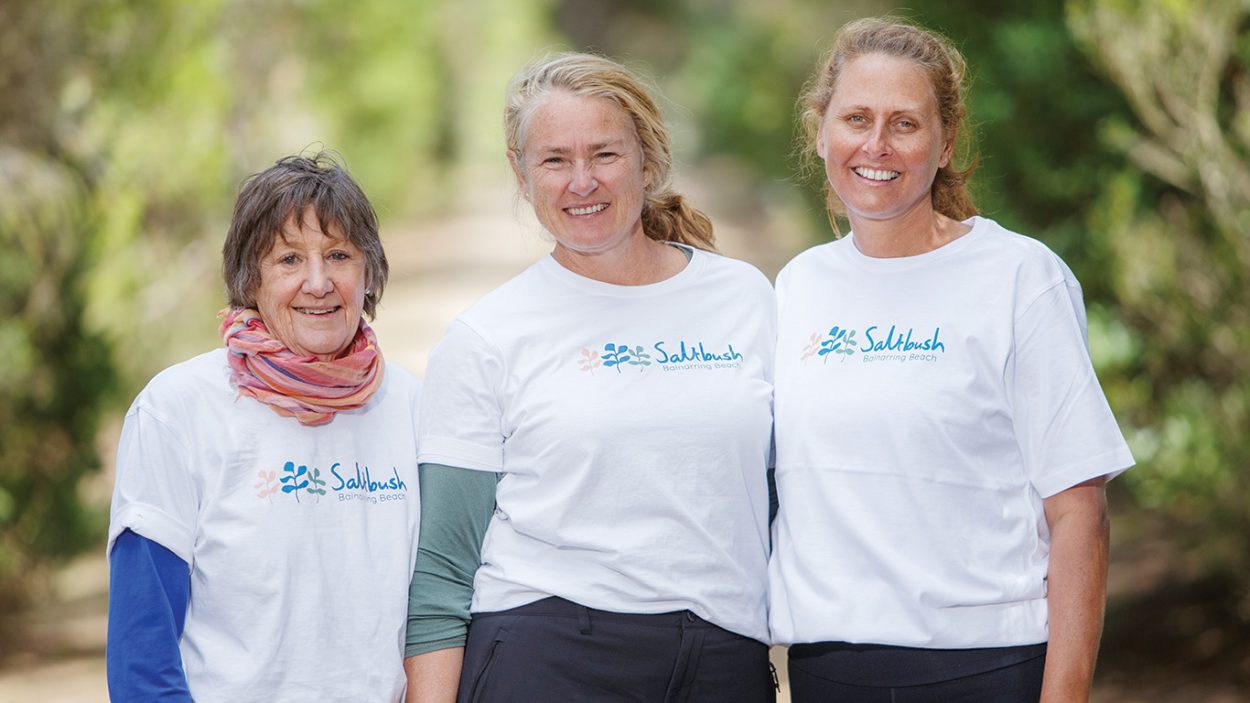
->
xmin=1053 ymin=251 xmax=1090 ymax=348
xmin=108 ymin=400 xmax=200 ymax=565
xmin=417 ymin=321 xmax=507 ymax=472
xmin=1010 ymin=280 xmax=1135 ymax=498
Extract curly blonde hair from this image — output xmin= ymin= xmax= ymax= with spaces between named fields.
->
xmin=799 ymin=17 xmax=978 ymax=230
xmin=505 ymin=52 xmax=716 ymax=251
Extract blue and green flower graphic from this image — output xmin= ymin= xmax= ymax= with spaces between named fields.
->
xmin=800 ymin=326 xmax=859 ymax=363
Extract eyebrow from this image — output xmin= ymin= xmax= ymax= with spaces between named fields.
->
xmin=533 ymin=139 xmax=629 ymax=154
xmin=837 ymin=104 xmax=929 ymax=116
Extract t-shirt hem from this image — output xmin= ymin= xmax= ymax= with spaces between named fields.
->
xmin=1032 ymin=446 xmax=1135 ymax=498
xmin=418 ymin=437 xmax=503 ymax=472
xmin=474 ymin=589 xmax=770 ymax=643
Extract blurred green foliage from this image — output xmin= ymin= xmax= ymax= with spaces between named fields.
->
xmin=0 ymin=149 xmax=116 ymax=654
xmin=1068 ymin=0 xmax=1250 ymax=575
xmin=0 ymin=2 xmax=121 ymax=651
xmin=0 ymin=0 xmax=552 ymax=645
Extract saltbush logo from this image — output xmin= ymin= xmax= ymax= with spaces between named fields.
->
xmin=578 ymin=340 xmax=743 ymax=374
xmin=801 ymin=324 xmax=946 ymax=365
xmin=255 ymin=460 xmax=408 ymax=505
xmin=800 ymin=326 xmax=860 ymax=363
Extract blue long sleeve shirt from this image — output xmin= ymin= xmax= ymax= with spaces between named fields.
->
xmin=107 ymin=528 xmax=194 ymax=701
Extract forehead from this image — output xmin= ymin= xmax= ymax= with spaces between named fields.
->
xmin=830 ymin=53 xmax=939 ymax=113
xmin=523 ymin=92 xmax=638 ymax=151
xmin=273 ymin=206 xmax=347 ymax=246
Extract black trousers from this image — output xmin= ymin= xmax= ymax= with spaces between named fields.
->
xmin=457 ymin=597 xmax=775 ymax=703
xmin=788 ymin=644 xmax=1046 ymax=703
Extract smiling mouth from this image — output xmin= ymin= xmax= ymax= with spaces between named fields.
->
xmin=296 ymin=306 xmax=340 ymax=315
xmin=854 ymin=167 xmax=900 ymax=182
xmin=565 ymin=203 xmax=608 ymax=216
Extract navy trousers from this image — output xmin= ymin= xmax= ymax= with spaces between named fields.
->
xmin=788 ymin=644 xmax=1046 ymax=703
xmin=457 ymin=597 xmax=775 ymax=703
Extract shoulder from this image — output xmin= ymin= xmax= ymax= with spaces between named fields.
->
xmin=444 ymin=258 xmax=553 ymax=345
xmin=461 ymin=259 xmax=551 ymax=319
xmin=695 ymin=249 xmax=774 ymax=298
xmin=138 ymin=349 xmax=232 ymax=407
xmin=775 ymin=239 xmax=843 ymax=290
xmin=380 ymin=358 xmax=422 ymax=399
xmin=968 ymin=217 xmax=1069 ymax=271
xmin=964 ymin=217 xmax=1077 ymax=295
xmin=425 ymin=318 xmax=505 ymax=385
xmin=123 ymin=349 xmax=233 ymax=446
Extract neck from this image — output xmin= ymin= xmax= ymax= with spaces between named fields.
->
xmin=848 ymin=200 xmax=972 ymax=258
xmin=552 ymin=230 xmax=688 ymax=285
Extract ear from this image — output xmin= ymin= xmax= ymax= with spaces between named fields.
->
xmin=815 ymin=126 xmax=828 ymax=161
xmin=507 ymin=150 xmax=529 ymax=198
xmin=939 ymin=130 xmax=956 ymax=168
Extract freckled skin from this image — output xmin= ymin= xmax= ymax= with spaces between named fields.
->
xmin=254 ymin=207 xmax=367 ymax=361
xmin=511 ymin=92 xmax=652 ymax=268
xmin=817 ymin=53 xmax=954 ymax=228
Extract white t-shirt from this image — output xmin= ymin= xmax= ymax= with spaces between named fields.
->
xmin=768 ymin=216 xmax=1134 ymax=648
xmin=419 ymin=247 xmax=775 ymax=641
xmin=108 ymin=349 xmax=421 ymax=703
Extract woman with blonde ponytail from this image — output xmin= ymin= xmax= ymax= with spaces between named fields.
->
xmin=404 ymin=52 xmax=777 ymax=702
xmin=769 ymin=17 xmax=1133 ymax=703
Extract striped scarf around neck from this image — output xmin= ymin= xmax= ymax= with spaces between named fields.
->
xmin=219 ymin=307 xmax=385 ymax=426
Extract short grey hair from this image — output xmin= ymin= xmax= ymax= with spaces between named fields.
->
xmin=221 ymin=152 xmax=388 ymax=318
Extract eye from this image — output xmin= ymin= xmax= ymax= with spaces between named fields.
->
xmin=845 ymin=113 xmax=869 ymax=127
xmin=595 ymin=151 xmax=620 ymax=162
xmin=541 ymin=156 xmax=565 ymax=167
xmin=277 ymin=253 xmax=299 ymax=265
xmin=328 ymin=250 xmax=351 ymax=262
xmin=895 ymin=119 xmax=917 ymax=130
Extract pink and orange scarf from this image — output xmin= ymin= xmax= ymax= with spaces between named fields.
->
xmin=219 ymin=307 xmax=384 ymax=426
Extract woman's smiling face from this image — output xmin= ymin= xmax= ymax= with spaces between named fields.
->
xmin=818 ymin=52 xmax=954 ymax=226
xmin=254 ymin=207 xmax=366 ymax=361
xmin=512 ymin=91 xmax=649 ymax=258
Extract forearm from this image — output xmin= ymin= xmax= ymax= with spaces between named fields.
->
xmin=405 ymin=647 xmax=464 ymax=703
xmin=1040 ymin=479 xmax=1110 ymax=703
xmin=405 ymin=463 xmax=496 ymax=701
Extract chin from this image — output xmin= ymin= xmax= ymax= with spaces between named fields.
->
xmin=299 ymin=337 xmax=355 ymax=360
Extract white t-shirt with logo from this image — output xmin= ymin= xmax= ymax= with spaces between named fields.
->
xmin=419 ymin=247 xmax=775 ymax=642
xmin=108 ymin=349 xmax=421 ymax=703
xmin=768 ymin=216 xmax=1134 ymax=648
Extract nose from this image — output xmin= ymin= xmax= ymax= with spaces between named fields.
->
xmin=862 ymin=124 xmax=892 ymax=159
xmin=569 ymin=161 xmax=598 ymax=197
xmin=301 ymin=258 xmax=333 ymax=297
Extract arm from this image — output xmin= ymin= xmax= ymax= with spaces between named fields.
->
xmin=405 ymin=463 xmax=498 ymax=703
xmin=107 ymin=529 xmax=193 ymax=702
xmin=404 ymin=648 xmax=465 ymax=703
xmin=1039 ymin=476 xmax=1109 ymax=703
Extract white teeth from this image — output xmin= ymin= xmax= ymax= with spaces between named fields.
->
xmin=854 ymin=167 xmax=899 ymax=181
xmin=297 ymin=308 xmax=336 ymax=315
xmin=566 ymin=203 xmax=608 ymax=216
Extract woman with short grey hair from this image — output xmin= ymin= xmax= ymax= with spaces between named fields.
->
xmin=107 ymin=152 xmax=421 ymax=702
